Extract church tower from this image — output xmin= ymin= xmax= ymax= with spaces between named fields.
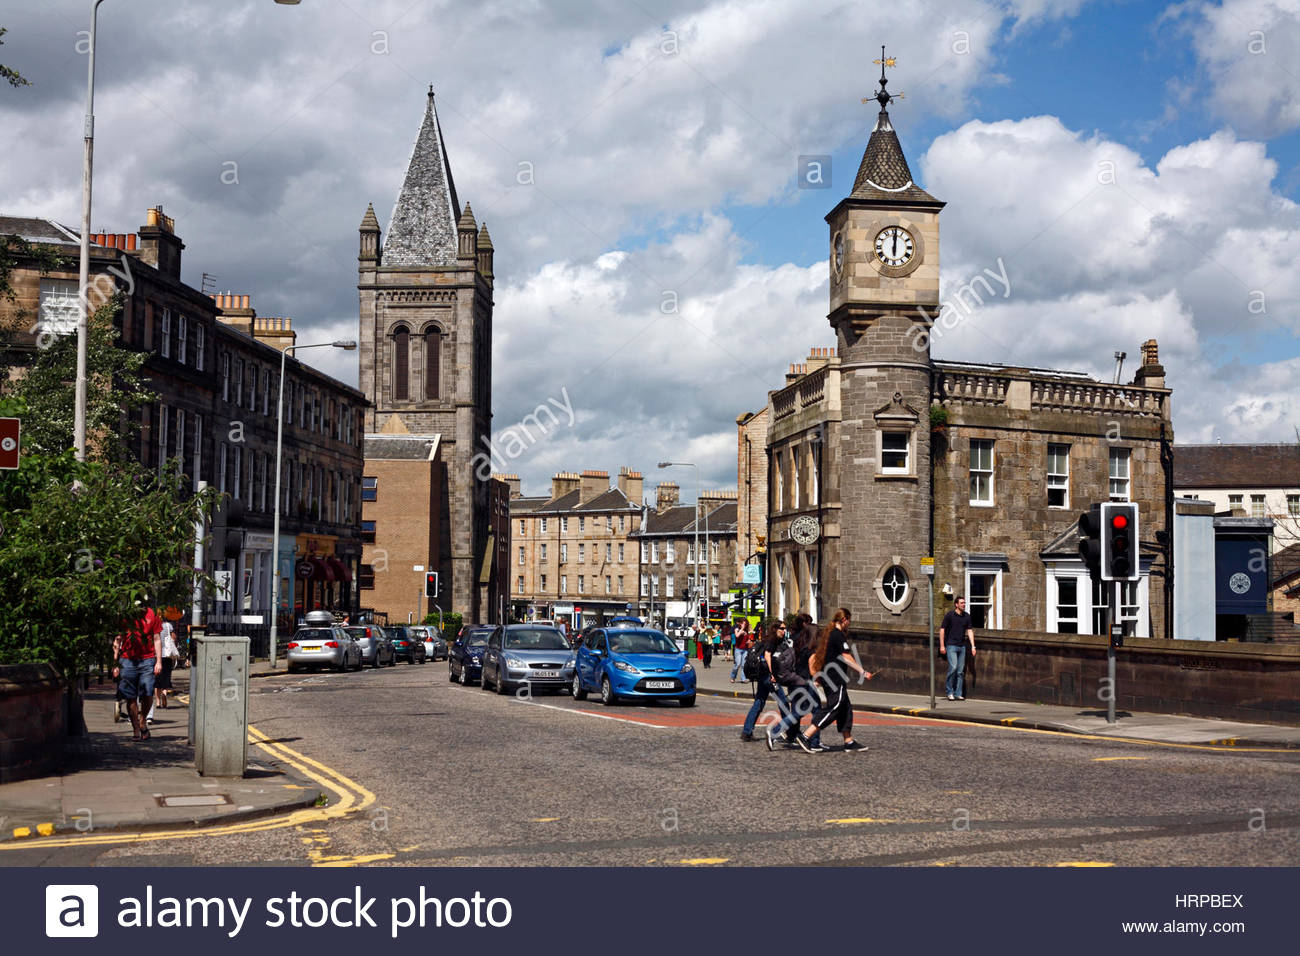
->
xmin=828 ymin=53 xmax=943 ymax=624
xmin=358 ymin=88 xmax=495 ymax=621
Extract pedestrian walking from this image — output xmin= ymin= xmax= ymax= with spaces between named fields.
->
xmin=149 ymin=618 xmax=179 ymax=722
xmin=112 ymin=604 xmax=163 ymax=742
xmin=740 ymin=621 xmax=793 ymax=741
xmin=701 ymin=625 xmax=714 ymax=668
xmin=939 ymin=596 xmax=976 ymax=700
xmin=730 ymin=618 xmax=753 ymax=682
xmin=767 ymin=615 xmax=821 ymax=749
xmin=796 ymin=608 xmax=874 ymax=753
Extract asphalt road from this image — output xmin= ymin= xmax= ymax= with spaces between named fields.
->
xmin=9 ymin=661 xmax=1300 ymax=867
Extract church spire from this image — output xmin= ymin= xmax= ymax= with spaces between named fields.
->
xmin=383 ymin=87 xmax=462 ymax=267
xmin=850 ymin=49 xmax=939 ymax=205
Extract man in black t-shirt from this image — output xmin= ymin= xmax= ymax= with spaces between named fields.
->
xmin=939 ymin=597 xmax=976 ymax=700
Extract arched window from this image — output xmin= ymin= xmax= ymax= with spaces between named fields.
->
xmin=393 ymin=326 xmax=409 ymax=401
xmin=424 ymin=329 xmax=440 ymax=400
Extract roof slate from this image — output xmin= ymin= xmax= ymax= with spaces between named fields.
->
xmin=363 ymin=435 xmax=439 ymax=460
xmin=1273 ymin=542 xmax=1300 ymax=587
xmin=383 ymin=92 xmax=461 ymax=267
xmin=1175 ymin=444 xmax=1300 ymax=489
xmin=850 ymin=111 xmax=940 ymax=205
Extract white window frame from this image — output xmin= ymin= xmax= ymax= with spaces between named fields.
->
xmin=791 ymin=451 xmax=801 ymax=509
xmin=1046 ymin=570 xmax=1083 ymax=634
xmin=195 ymin=323 xmax=205 ymax=370
xmin=618 ymin=575 xmax=625 ymax=594
xmin=578 ymin=517 xmax=585 ymax=532
xmin=539 ymin=542 xmax=547 ymax=561
xmin=811 ymin=447 xmax=820 ymax=506
xmin=518 ymin=546 xmax=525 ymax=565
xmin=578 ymin=543 xmax=585 ymax=563
xmin=879 ymin=430 xmax=912 ymax=476
xmin=666 ymin=576 xmax=674 ymax=598
xmin=664 ymin=542 xmax=674 ymax=565
xmin=221 ymin=353 xmax=230 ymax=402
xmin=560 ymin=542 xmax=568 ymax=563
xmin=1045 ymin=562 xmax=1150 ymax=637
xmin=774 ymin=450 xmax=784 ymax=510
xmin=651 ymin=541 xmax=659 ymax=564
xmin=232 ymin=441 xmax=242 ymax=500
xmin=192 ymin=413 xmax=203 ymax=492
xmin=641 ymin=541 xmax=649 ymax=563
xmin=540 ymin=518 xmax=548 ymax=533
xmin=652 ymin=577 xmax=660 ymax=598
xmin=218 ymin=442 xmax=227 ymax=493
xmin=1250 ymin=494 xmax=1266 ymax=518
xmin=969 ymin=439 xmax=994 ymax=506
xmin=561 ymin=517 xmax=569 ymax=534
xmin=1046 ymin=443 xmax=1070 ymax=509
xmin=964 ymin=562 xmax=1003 ymax=630
xmin=517 ymin=576 xmax=525 ymax=595
xmin=578 ymin=575 xmax=585 ymax=594
xmin=540 ymin=574 xmax=547 ymax=592
xmin=605 ymin=543 xmax=612 ymax=562
xmin=1288 ymin=494 xmax=1300 ymax=517
xmin=161 ymin=308 xmax=172 ymax=358
xmin=605 ymin=576 xmax=612 ymax=595
xmin=176 ymin=315 xmax=187 ymax=365
xmin=640 ymin=575 xmax=649 ymax=598
xmin=560 ymin=574 xmax=567 ymax=594
xmin=1109 ymin=448 xmax=1131 ymax=501
xmin=157 ymin=405 xmax=169 ymax=471
xmin=520 ymin=519 xmax=527 ymax=536
xmin=618 ymin=543 xmax=625 ymax=563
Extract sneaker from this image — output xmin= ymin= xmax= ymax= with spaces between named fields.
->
xmin=740 ymin=732 xmax=754 ymax=742
xmin=794 ymin=734 xmax=816 ymax=754
xmin=765 ymin=728 xmax=778 ymax=752
xmin=808 ymin=741 xmax=827 ymax=753
xmin=843 ymin=740 xmax=867 ymax=752
xmin=947 ymin=693 xmax=955 ymax=701
xmin=957 ymin=696 xmax=965 ymax=701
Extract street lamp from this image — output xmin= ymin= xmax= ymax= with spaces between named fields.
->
xmin=75 ymin=0 xmax=300 ymax=461
xmin=657 ymin=461 xmax=708 ymax=629
xmin=269 ymin=339 xmax=356 ymax=667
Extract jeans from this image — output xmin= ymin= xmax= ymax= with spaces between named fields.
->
xmin=730 ymin=648 xmax=748 ymax=681
xmin=768 ymin=677 xmax=820 ymax=743
xmin=743 ymin=673 xmax=790 ymax=736
xmin=945 ymin=644 xmax=967 ymax=698
xmin=118 ymin=656 xmax=156 ymax=702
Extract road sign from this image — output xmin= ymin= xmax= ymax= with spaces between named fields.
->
xmin=413 ymin=564 xmax=425 ymax=572
xmin=0 ymin=418 xmax=20 ymax=470
xmin=742 ymin=564 xmax=762 ymax=584
xmin=921 ymin=556 xmax=934 ymax=576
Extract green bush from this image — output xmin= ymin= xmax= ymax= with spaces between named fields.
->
xmin=422 ymin=610 xmax=463 ymax=639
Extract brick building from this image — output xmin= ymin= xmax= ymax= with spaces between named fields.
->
xmin=0 ymin=210 xmax=366 ymax=643
xmin=735 ymin=405 xmax=769 ymax=583
xmin=632 ymin=483 xmax=739 ymax=627
xmin=758 ymin=66 xmax=1175 ymax=638
xmin=357 ymin=89 xmax=502 ymax=622
xmin=509 ymin=469 xmax=644 ymax=629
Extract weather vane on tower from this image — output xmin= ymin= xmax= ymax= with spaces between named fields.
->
xmin=863 ymin=46 xmax=904 ymax=111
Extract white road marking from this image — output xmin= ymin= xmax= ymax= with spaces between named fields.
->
xmin=513 ymin=699 xmax=670 ymax=728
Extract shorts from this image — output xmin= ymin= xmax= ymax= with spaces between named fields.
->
xmin=118 ymin=657 xmax=157 ymax=702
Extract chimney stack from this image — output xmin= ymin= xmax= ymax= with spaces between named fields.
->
xmin=492 ymin=473 xmax=523 ymax=498
xmin=1132 ymin=337 xmax=1166 ymax=389
xmin=551 ymin=472 xmax=580 ymax=499
xmin=656 ymin=481 xmax=680 ymax=513
xmin=138 ymin=206 xmax=184 ymax=279
xmin=579 ymin=469 xmax=609 ymax=502
xmin=617 ymin=466 xmax=643 ymax=505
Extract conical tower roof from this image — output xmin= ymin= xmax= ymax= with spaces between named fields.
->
xmin=383 ymin=88 xmax=462 ymax=267
xmin=850 ymin=109 xmax=939 ymax=204
xmin=359 ymin=202 xmax=380 ymax=232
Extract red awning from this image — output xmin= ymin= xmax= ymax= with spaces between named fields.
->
xmin=310 ymin=557 xmax=336 ymax=582
xmin=327 ymin=556 xmax=352 ymax=582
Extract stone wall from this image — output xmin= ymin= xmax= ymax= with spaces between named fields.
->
xmin=0 ymin=663 xmax=64 ymax=783
xmin=850 ymin=622 xmax=1300 ymax=726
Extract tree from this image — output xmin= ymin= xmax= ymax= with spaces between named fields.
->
xmin=0 ymin=27 xmax=31 ymax=89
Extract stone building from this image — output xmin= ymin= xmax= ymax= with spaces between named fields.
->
xmin=758 ymin=65 xmax=1174 ymax=638
xmin=0 ymin=210 xmax=367 ymax=644
xmin=1174 ymin=443 xmax=1300 ymax=552
xmin=735 ymin=405 xmax=769 ymax=582
xmin=632 ymin=483 xmax=739 ymax=627
xmin=510 ymin=469 xmax=645 ymax=629
xmin=357 ymin=89 xmax=500 ymax=622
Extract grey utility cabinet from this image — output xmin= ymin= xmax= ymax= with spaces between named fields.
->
xmin=191 ymin=635 xmax=250 ymax=776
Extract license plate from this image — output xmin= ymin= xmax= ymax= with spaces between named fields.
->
xmin=529 ymin=670 xmax=562 ymax=679
xmin=301 ymin=645 xmax=322 ymax=651
xmin=645 ymin=680 xmax=675 ymax=689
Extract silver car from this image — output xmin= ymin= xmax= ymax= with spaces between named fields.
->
xmin=481 ymin=624 xmax=574 ymax=695
xmin=343 ymin=625 xmax=395 ymax=668
xmin=287 ymin=626 xmax=363 ymax=672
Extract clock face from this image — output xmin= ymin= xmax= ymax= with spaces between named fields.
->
xmin=833 ymin=234 xmax=844 ymax=274
xmin=874 ymin=226 xmax=915 ymax=267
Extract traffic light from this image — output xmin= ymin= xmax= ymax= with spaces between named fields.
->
xmin=1077 ymin=503 xmax=1103 ymax=581
xmin=211 ymin=496 xmax=245 ymax=560
xmin=1102 ymin=502 xmax=1139 ymax=582
xmin=425 ymin=571 xmax=439 ymax=597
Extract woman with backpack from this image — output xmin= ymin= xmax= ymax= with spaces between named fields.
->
xmin=796 ymin=608 xmax=873 ymax=753
xmin=765 ymin=614 xmax=819 ymax=750
xmin=740 ymin=621 xmax=792 ymax=742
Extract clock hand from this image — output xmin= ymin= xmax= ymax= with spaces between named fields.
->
xmin=891 ymin=231 xmax=898 ymax=257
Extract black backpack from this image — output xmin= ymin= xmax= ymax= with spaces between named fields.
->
xmin=743 ymin=643 xmax=767 ymax=680
xmin=771 ymin=638 xmax=796 ymax=683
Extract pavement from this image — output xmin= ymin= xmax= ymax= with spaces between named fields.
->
xmin=0 ymin=665 xmax=321 ymax=844
xmin=691 ymin=653 xmax=1300 ymax=748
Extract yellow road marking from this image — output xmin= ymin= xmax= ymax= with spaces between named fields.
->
xmin=1056 ymin=861 xmax=1115 ymax=867
xmin=1001 ymin=717 xmax=1021 ymax=726
xmin=945 ymin=790 xmax=972 ymax=795
xmin=312 ymin=852 xmax=396 ymax=867
xmin=1093 ymin=756 xmax=1149 ymax=762
xmin=530 ymin=817 xmax=561 ymax=822
xmin=36 ymin=823 xmax=54 ymax=836
xmin=681 ymin=858 xmax=729 ymax=865
xmin=825 ymin=818 xmax=898 ymax=824
xmin=12 ymin=827 xmax=30 ymax=839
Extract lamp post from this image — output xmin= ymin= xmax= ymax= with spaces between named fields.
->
xmin=75 ymin=0 xmax=300 ymax=460
xmin=269 ymin=339 xmax=356 ymax=667
xmin=658 ymin=461 xmax=706 ymax=628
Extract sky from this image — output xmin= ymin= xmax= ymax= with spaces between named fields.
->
xmin=3 ymin=0 xmax=1300 ymax=498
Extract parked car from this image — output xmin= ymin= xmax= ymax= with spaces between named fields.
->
xmin=481 ymin=624 xmax=574 ymax=694
xmin=344 ymin=625 xmax=395 ymax=668
xmin=448 ymin=625 xmax=498 ymax=685
xmin=411 ymin=625 xmax=448 ymax=661
xmin=387 ymin=626 xmax=428 ymax=665
xmin=608 ymin=615 xmax=644 ymax=628
xmin=572 ymin=627 xmax=695 ymax=706
xmin=287 ymin=626 xmax=363 ymax=673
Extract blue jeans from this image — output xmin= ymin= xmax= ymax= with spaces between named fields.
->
xmin=743 ymin=673 xmax=790 ymax=736
xmin=768 ymin=678 xmax=820 ymax=743
xmin=945 ymin=644 xmax=967 ymax=698
xmin=730 ymin=648 xmax=748 ymax=681
xmin=118 ymin=656 xmax=156 ymax=702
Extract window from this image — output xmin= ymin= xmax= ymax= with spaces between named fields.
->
xmin=520 ymin=519 xmax=526 ymax=536
xmin=1047 ymin=443 xmax=1069 ymax=508
xmin=232 ymin=440 xmax=242 ymax=500
xmin=37 ymin=279 xmax=78 ymax=336
xmin=578 ymin=517 xmax=585 ymax=532
xmin=619 ymin=516 xmax=626 ymax=532
xmin=540 ymin=543 xmax=548 ymax=561
xmin=394 ymin=327 xmax=410 ymax=401
xmin=881 ymin=431 xmax=910 ymax=474
xmin=518 ymin=546 xmax=525 ymax=565
xmin=361 ymin=520 xmax=376 ymax=543
xmin=176 ymin=315 xmax=187 ymax=364
xmin=577 ymin=575 xmax=585 ymax=594
xmin=517 ymin=576 xmax=525 ymax=594
xmin=969 ymin=439 xmax=994 ymax=505
xmin=1109 ymin=448 xmax=1130 ymax=501
xmin=221 ymin=353 xmax=231 ymax=402
xmin=425 ymin=330 xmax=440 ymax=400
xmin=687 ymin=543 xmax=695 ymax=564
xmin=711 ymin=541 xmax=719 ymax=563
xmin=560 ymin=575 xmax=567 ymax=593
xmin=1053 ymin=576 xmax=1079 ymax=633
xmin=774 ymin=450 xmax=784 ymax=508
xmin=161 ymin=309 xmax=172 ymax=358
xmin=218 ymin=442 xmax=227 ymax=493
xmin=360 ymin=565 xmax=376 ymax=590
xmin=652 ymin=577 xmax=660 ymax=597
xmin=618 ymin=544 xmax=625 ymax=563
xmin=173 ymin=408 xmax=185 ymax=463
xmin=651 ymin=542 xmax=659 ymax=564
xmin=1093 ymin=580 xmax=1141 ymax=637
xmin=792 ymin=452 xmax=801 ymax=509
xmin=259 ymin=452 xmax=268 ymax=512
xmin=263 ymin=373 xmax=271 ymax=416
xmin=1251 ymin=494 xmax=1266 ymax=517
xmin=195 ymin=323 xmax=205 ymax=370
xmin=540 ymin=518 xmax=547 ymax=533
xmin=1228 ymin=494 xmax=1243 ymax=512
xmin=362 ymin=476 xmax=378 ymax=501
xmin=811 ymin=447 xmax=820 ymax=506
xmin=666 ymin=576 xmax=674 ymax=598
xmin=618 ymin=575 xmax=624 ymax=594
xmin=578 ymin=543 xmax=585 ymax=562
xmin=1289 ymin=494 xmax=1300 ymax=516
xmin=192 ymin=414 xmax=202 ymax=492
xmin=247 ymin=365 xmax=257 ymax=410
xmin=560 ymin=543 xmax=568 ymax=563
xmin=157 ymin=405 xmax=169 ymax=470
xmin=234 ymin=360 xmax=244 ymax=408
xmin=640 ymin=576 xmax=649 ymax=597
xmin=967 ymin=573 xmax=996 ymax=629
xmin=641 ymin=541 xmax=649 ymax=563
xmin=606 ymin=515 xmax=613 ymax=532
xmin=540 ymin=574 xmax=547 ymax=591
xmin=605 ymin=543 xmax=612 ymax=562
xmin=561 ymin=517 xmax=569 ymax=534
xmin=664 ymin=542 xmax=674 ymax=564
xmin=711 ymin=574 xmax=719 ymax=597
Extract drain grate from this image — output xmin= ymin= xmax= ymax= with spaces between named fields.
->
xmin=157 ymin=794 xmax=231 ymax=807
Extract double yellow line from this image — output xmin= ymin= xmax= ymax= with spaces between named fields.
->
xmin=1 ymin=725 xmax=375 ymax=852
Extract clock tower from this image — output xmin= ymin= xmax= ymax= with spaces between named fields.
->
xmin=828 ymin=52 xmax=944 ymax=624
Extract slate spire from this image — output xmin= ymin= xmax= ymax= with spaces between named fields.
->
xmin=851 ymin=48 xmax=940 ymax=205
xmin=383 ymin=87 xmax=462 ymax=267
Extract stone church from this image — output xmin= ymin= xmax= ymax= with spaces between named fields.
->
xmin=762 ymin=63 xmax=1175 ymax=639
xmin=358 ymin=89 xmax=504 ymax=623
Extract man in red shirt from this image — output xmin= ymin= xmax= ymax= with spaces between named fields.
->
xmin=112 ymin=606 xmax=163 ymax=741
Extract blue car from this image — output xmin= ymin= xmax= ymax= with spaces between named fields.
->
xmin=448 ymin=625 xmax=497 ymax=685
xmin=572 ymin=627 xmax=696 ymax=707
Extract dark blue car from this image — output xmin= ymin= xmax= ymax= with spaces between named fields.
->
xmin=572 ymin=627 xmax=696 ymax=706
xmin=448 ymin=625 xmax=498 ymax=685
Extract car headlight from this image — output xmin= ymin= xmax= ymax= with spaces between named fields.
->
xmin=613 ymin=660 xmax=639 ymax=674
xmin=681 ymin=662 xmax=694 ymax=674
xmin=505 ymin=656 xmax=525 ymax=669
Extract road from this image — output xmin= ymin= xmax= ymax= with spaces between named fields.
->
xmin=7 ymin=662 xmax=1300 ymax=866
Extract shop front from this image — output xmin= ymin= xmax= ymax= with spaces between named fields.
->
xmin=294 ymin=534 xmax=356 ymax=624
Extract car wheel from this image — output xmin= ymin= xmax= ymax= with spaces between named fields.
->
xmin=680 ymin=694 xmax=696 ymax=707
xmin=496 ymin=671 xmax=510 ymax=695
xmin=571 ymin=673 xmax=587 ymax=700
xmin=600 ymin=676 xmax=617 ymax=707
xmin=448 ymin=664 xmax=457 ymax=682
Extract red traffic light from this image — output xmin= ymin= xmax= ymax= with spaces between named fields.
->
xmin=1111 ymin=514 xmax=1129 ymax=530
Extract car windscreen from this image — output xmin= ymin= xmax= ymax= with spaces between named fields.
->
xmin=295 ymin=629 xmax=333 ymax=640
xmin=465 ymin=629 xmax=493 ymax=647
xmin=503 ymin=628 xmax=570 ymax=650
xmin=608 ymin=631 xmax=678 ymax=654
xmin=343 ymin=628 xmax=370 ymax=639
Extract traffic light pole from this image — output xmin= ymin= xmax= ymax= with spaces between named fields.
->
xmin=1107 ymin=579 xmax=1119 ymax=725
